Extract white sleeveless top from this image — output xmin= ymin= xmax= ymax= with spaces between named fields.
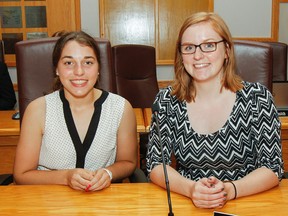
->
xmin=38 ymin=90 xmax=125 ymax=171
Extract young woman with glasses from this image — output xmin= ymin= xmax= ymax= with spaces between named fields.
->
xmin=146 ymin=12 xmax=283 ymax=208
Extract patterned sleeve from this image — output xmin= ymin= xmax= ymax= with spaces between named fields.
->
xmin=252 ymin=83 xmax=284 ymax=180
xmin=146 ymin=88 xmax=174 ymax=175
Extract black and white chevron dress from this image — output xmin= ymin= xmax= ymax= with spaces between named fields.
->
xmin=146 ymin=82 xmax=284 ymax=181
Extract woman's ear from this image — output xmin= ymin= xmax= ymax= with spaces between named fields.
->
xmin=224 ymin=41 xmax=230 ymax=59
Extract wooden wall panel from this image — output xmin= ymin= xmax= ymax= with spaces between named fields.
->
xmin=46 ymin=0 xmax=81 ymax=36
xmin=158 ymin=0 xmax=212 ymax=64
xmin=100 ymin=0 xmax=155 ymax=46
xmin=100 ymin=0 xmax=213 ymax=64
xmin=0 ymin=0 xmax=80 ymax=66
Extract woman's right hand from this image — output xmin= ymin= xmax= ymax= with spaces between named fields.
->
xmin=190 ymin=177 xmax=227 ymax=209
xmin=66 ymin=168 xmax=94 ymax=191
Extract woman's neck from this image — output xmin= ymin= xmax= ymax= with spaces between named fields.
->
xmin=63 ymin=88 xmax=101 ymax=110
xmin=193 ymin=79 xmax=223 ymax=102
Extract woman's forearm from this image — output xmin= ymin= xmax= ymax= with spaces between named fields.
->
xmin=150 ymin=164 xmax=194 ymax=198
xmin=231 ymin=167 xmax=279 ymax=199
xmin=14 ymin=169 xmax=70 ymax=185
xmin=107 ymin=160 xmax=137 ymax=182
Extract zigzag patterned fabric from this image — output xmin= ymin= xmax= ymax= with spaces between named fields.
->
xmin=146 ymin=82 xmax=284 ymax=181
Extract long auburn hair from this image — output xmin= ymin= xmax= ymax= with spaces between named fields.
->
xmin=52 ymin=31 xmax=101 ymax=91
xmin=171 ymin=12 xmax=243 ymax=102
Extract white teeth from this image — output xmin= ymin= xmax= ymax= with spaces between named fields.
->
xmin=72 ymin=80 xmax=86 ymax=84
xmin=194 ymin=63 xmax=209 ymax=68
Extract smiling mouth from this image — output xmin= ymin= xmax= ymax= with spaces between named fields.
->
xmin=194 ymin=63 xmax=209 ymax=68
xmin=71 ymin=80 xmax=87 ymax=85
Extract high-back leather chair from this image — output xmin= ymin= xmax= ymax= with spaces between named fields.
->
xmin=15 ymin=37 xmax=116 ymax=122
xmin=112 ymin=44 xmax=159 ymax=174
xmin=234 ymin=40 xmax=273 ymax=91
xmin=263 ymin=41 xmax=287 ymax=81
xmin=112 ymin=44 xmax=159 ymax=108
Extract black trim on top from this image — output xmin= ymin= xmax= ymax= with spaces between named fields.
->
xmin=60 ymin=90 xmax=109 ymax=168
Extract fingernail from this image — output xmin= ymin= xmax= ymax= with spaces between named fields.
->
xmin=223 ymin=192 xmax=227 ymax=197
xmin=221 ymin=187 xmax=224 ymax=191
xmin=85 ymin=184 xmax=91 ymax=192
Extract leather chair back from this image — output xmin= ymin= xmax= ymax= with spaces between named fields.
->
xmin=234 ymin=40 xmax=273 ymax=91
xmin=0 ymin=40 xmax=5 ymax=63
xmin=15 ymin=37 xmax=116 ymax=122
xmin=263 ymin=41 xmax=287 ymax=81
xmin=112 ymin=44 xmax=159 ymax=108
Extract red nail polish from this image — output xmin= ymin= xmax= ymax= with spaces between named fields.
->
xmin=85 ymin=184 xmax=91 ymax=192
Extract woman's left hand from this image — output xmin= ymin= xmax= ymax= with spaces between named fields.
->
xmin=85 ymin=168 xmax=112 ymax=191
xmin=191 ymin=176 xmax=228 ymax=208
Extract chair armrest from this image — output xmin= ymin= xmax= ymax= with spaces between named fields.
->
xmin=129 ymin=168 xmax=148 ymax=183
xmin=0 ymin=174 xmax=13 ymax=185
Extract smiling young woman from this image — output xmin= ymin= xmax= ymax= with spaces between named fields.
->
xmin=146 ymin=12 xmax=283 ymax=209
xmin=13 ymin=31 xmax=138 ymax=192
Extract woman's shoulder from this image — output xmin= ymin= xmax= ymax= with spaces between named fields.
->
xmin=155 ymin=86 xmax=184 ymax=115
xmin=106 ymin=91 xmax=126 ymax=103
xmin=240 ymin=81 xmax=273 ymax=105
xmin=102 ymin=91 xmax=127 ymax=112
xmin=26 ymin=91 xmax=60 ymax=118
xmin=28 ymin=95 xmax=46 ymax=110
xmin=156 ymin=86 xmax=174 ymax=100
xmin=241 ymin=81 xmax=271 ymax=94
xmin=22 ymin=95 xmax=46 ymax=124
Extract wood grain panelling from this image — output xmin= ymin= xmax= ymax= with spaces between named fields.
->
xmin=100 ymin=0 xmax=213 ymax=65
xmin=100 ymin=0 xmax=155 ymax=46
xmin=0 ymin=0 xmax=80 ymax=66
xmin=157 ymin=0 xmax=213 ymax=63
xmin=46 ymin=0 xmax=81 ymax=36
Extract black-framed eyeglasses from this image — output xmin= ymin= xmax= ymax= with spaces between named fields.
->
xmin=180 ymin=40 xmax=225 ymax=55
